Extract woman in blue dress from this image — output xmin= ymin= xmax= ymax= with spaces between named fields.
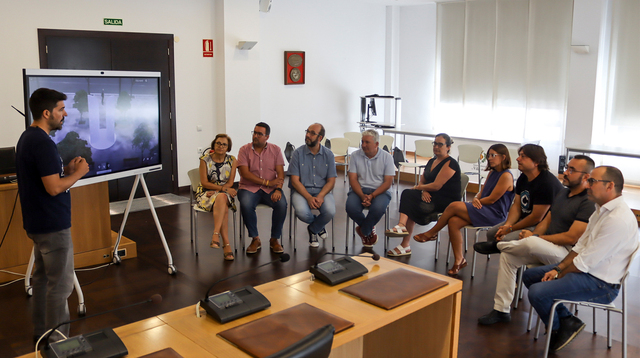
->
xmin=414 ymin=143 xmax=514 ymax=276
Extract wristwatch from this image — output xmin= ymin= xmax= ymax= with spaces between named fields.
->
xmin=553 ymin=266 xmax=561 ymax=279
xmin=274 ymin=188 xmax=283 ymax=192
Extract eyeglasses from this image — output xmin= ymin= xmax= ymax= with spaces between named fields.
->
xmin=214 ymin=142 xmax=228 ymax=147
xmin=432 ymin=142 xmax=446 ymax=148
xmin=305 ymin=129 xmax=319 ymax=136
xmin=587 ymin=178 xmax=612 ymax=186
xmin=251 ymin=131 xmax=266 ymax=137
xmin=564 ymin=165 xmax=588 ymax=175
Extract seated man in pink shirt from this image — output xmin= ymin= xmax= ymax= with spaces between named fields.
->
xmin=237 ymin=122 xmax=286 ymax=254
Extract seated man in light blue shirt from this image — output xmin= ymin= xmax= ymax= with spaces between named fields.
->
xmin=289 ymin=123 xmax=337 ymax=247
xmin=345 ymin=130 xmax=396 ymax=247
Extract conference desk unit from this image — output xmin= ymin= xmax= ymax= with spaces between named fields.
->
xmin=23 ymin=257 xmax=462 ymax=358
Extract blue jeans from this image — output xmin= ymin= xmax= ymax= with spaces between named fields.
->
xmin=523 ymin=264 xmax=620 ymax=330
xmin=28 ymin=228 xmax=75 ymax=340
xmin=238 ymin=189 xmax=287 ymax=239
xmin=345 ymin=188 xmax=391 ymax=236
xmin=291 ymin=190 xmax=335 ymax=235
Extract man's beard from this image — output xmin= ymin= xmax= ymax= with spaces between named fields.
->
xmin=305 ymin=137 xmax=318 ymax=147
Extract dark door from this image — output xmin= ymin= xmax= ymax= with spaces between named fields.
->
xmin=38 ymin=29 xmax=177 ymax=201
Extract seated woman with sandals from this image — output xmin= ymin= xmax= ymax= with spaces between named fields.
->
xmin=386 ymin=133 xmax=461 ymax=258
xmin=413 ymin=143 xmax=514 ymax=275
xmin=195 ymin=134 xmax=239 ymax=261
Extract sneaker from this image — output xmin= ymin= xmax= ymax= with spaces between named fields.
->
xmin=552 ymin=315 xmax=585 ymax=352
xmin=355 ymin=226 xmax=367 ymax=245
xmin=363 ymin=228 xmax=378 ymax=247
xmin=318 ymin=228 xmax=328 ymax=240
xmin=473 ymin=241 xmax=500 ymax=255
xmin=478 ymin=309 xmax=511 ymax=325
xmin=308 ymin=226 xmax=319 ymax=248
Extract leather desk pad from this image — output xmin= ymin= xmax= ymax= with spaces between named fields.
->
xmin=217 ymin=303 xmax=353 ymax=357
xmin=339 ymin=268 xmax=448 ymax=310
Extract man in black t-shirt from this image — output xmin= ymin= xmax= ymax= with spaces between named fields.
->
xmin=16 ymin=88 xmax=89 ymax=342
xmin=475 ymin=144 xmax=563 ymax=253
xmin=478 ymin=155 xmax=595 ymax=325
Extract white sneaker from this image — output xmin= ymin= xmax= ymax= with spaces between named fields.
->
xmin=318 ymin=228 xmax=328 ymax=240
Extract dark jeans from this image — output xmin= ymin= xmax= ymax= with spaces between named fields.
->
xmin=238 ymin=189 xmax=287 ymax=239
xmin=523 ymin=264 xmax=619 ymax=330
xmin=345 ymin=188 xmax=391 ymax=236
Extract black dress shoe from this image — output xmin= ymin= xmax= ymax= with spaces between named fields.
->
xmin=474 ymin=241 xmax=500 ymax=255
xmin=552 ymin=315 xmax=586 ymax=352
xmin=478 ymin=309 xmax=511 ymax=325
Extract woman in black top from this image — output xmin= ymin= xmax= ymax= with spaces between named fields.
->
xmin=386 ymin=133 xmax=461 ymax=257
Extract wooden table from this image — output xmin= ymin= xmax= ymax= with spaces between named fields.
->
xmin=22 ymin=257 xmax=461 ymax=358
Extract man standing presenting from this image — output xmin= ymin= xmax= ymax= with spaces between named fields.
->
xmin=474 ymin=144 xmax=563 ymax=253
xmin=289 ymin=123 xmax=337 ymax=247
xmin=16 ymin=88 xmax=89 ymax=342
xmin=237 ymin=122 xmax=286 ymax=254
xmin=523 ymin=166 xmax=638 ymax=352
xmin=345 ymin=130 xmax=395 ymax=247
xmin=478 ymin=155 xmax=596 ymax=325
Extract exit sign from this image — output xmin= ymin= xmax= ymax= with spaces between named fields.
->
xmin=104 ymin=18 xmax=123 ymax=26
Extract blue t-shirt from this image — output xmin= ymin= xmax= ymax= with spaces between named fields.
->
xmin=16 ymin=126 xmax=71 ymax=234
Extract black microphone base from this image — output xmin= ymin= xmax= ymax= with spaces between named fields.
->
xmin=310 ymin=257 xmax=369 ymax=286
xmin=201 ymin=285 xmax=271 ymax=324
xmin=42 ymin=328 xmax=127 ymax=358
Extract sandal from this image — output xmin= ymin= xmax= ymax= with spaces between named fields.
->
xmin=223 ymin=244 xmax=234 ymax=261
xmin=448 ymin=258 xmax=467 ymax=276
xmin=414 ymin=232 xmax=438 ymax=243
xmin=387 ymin=244 xmax=411 ymax=257
xmin=385 ymin=225 xmax=409 ymax=237
xmin=210 ymin=233 xmax=221 ymax=248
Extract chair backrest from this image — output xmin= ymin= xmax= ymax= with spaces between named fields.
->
xmin=508 ymin=148 xmax=521 ymax=181
xmin=414 ymin=140 xmax=433 ymax=159
xmin=322 ymin=137 xmax=330 ymax=149
xmin=284 ymin=142 xmax=295 ymax=163
xmin=329 ymin=137 xmax=350 ymax=156
xmin=392 ymin=147 xmax=406 ymax=169
xmin=265 ymin=324 xmax=334 ymax=358
xmin=460 ymin=173 xmax=470 ymax=200
xmin=187 ymin=168 xmax=201 ymax=193
xmin=379 ymin=135 xmax=394 ymax=153
xmin=458 ymin=144 xmax=484 ymax=164
xmin=343 ymin=132 xmax=362 ymax=149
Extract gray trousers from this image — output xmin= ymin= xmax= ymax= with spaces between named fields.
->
xmin=28 ymin=228 xmax=74 ymax=340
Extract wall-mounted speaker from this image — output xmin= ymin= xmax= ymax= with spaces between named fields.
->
xmin=260 ymin=0 xmax=272 ymax=13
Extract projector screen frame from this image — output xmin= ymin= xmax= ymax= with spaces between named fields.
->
xmin=22 ymin=68 xmax=163 ymax=188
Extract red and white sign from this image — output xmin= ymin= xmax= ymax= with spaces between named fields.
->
xmin=203 ymin=39 xmax=213 ymax=57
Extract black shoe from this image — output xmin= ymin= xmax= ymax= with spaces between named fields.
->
xmin=552 ymin=315 xmax=585 ymax=352
xmin=474 ymin=241 xmax=500 ymax=255
xmin=478 ymin=309 xmax=511 ymax=325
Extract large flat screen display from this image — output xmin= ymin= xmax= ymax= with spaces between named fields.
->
xmin=23 ymin=69 xmax=162 ymax=187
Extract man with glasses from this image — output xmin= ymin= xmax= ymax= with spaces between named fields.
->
xmin=288 ymin=123 xmax=337 ymax=247
xmin=237 ymin=122 xmax=286 ymax=254
xmin=474 ymin=144 xmax=563 ymax=252
xmin=478 ymin=155 xmax=596 ymax=325
xmin=345 ymin=130 xmax=395 ymax=247
xmin=523 ymin=166 xmax=638 ymax=352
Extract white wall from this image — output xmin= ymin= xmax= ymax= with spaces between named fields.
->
xmin=257 ymin=0 xmax=387 ymax=148
xmin=0 ymin=0 xmax=218 ymax=187
xmin=564 ymin=0 xmax=605 ymax=148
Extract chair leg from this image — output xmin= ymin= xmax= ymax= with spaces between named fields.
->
xmin=593 ymin=307 xmax=597 ymax=334
xmin=471 ymin=230 xmax=479 ymax=278
xmin=233 ymin=212 xmax=237 ymax=253
xmin=527 ymin=305 xmax=535 ymax=332
xmin=331 ymin=218 xmax=335 ymax=252
xmin=345 ymin=216 xmax=350 ymax=252
xmin=293 ymin=216 xmax=297 ymax=252
xmin=435 ymin=231 xmax=440 ymax=261
xmin=194 ymin=211 xmax=199 ymax=256
xmin=607 ymin=309 xmax=611 ymax=348
xmin=514 ymin=266 xmax=524 ymax=309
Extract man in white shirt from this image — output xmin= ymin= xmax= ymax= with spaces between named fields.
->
xmin=523 ymin=166 xmax=639 ymax=352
